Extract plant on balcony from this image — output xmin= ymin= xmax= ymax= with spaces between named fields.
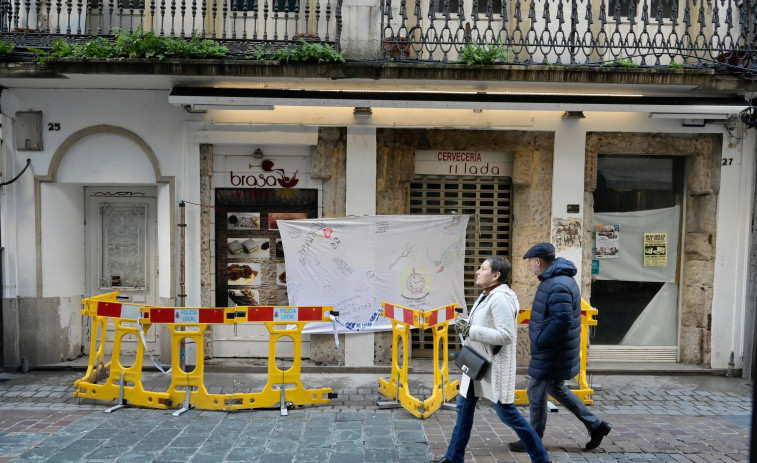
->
xmin=0 ymin=42 xmax=15 ymax=54
xmin=457 ymin=42 xmax=512 ymax=65
xmin=601 ymin=56 xmax=639 ymax=68
xmin=247 ymin=40 xmax=344 ymax=63
xmin=31 ymin=28 xmax=228 ymax=62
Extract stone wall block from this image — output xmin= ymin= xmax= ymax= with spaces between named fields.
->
xmin=680 ymin=326 xmax=703 ymax=363
xmin=684 ymin=232 xmax=715 ymax=261
xmin=681 ymin=284 xmax=708 ymax=326
xmin=516 ymin=326 xmax=530 ymax=365
xmin=529 ymin=191 xmax=553 ymax=228
xmin=688 ymin=154 xmax=713 ymax=195
xmin=512 ymin=149 xmax=534 ymax=187
xmin=682 ymin=259 xmax=715 ymax=291
xmin=373 ymin=331 xmax=393 ymax=365
xmin=584 ymin=151 xmax=597 ymax=192
xmin=697 ymin=194 xmax=718 ymax=234
xmin=311 ymin=128 xmax=345 ymax=179
xmin=309 ymin=333 xmax=344 ymax=364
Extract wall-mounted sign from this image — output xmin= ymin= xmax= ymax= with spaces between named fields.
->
xmin=415 ymin=150 xmax=513 ymax=177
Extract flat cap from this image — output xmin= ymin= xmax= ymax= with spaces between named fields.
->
xmin=523 ymin=242 xmax=556 ymax=259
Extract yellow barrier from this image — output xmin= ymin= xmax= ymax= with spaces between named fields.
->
xmin=513 ymin=298 xmax=598 ymax=405
xmin=74 ymin=292 xmax=337 ymax=414
xmin=377 ymin=302 xmax=459 ymax=419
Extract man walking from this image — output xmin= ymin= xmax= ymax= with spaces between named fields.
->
xmin=509 ymin=243 xmax=612 ymax=452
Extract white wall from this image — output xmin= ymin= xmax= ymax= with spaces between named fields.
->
xmin=711 ymin=126 xmax=757 ymax=368
xmin=40 ymin=183 xmax=85 ymax=297
xmin=1 ymin=88 xmax=189 ymax=300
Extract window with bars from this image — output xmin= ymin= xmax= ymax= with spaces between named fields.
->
xmin=409 ymin=174 xmax=512 ymax=357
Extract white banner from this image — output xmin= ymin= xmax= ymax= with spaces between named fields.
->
xmin=278 ymin=215 xmax=469 ymax=333
xmin=593 ymin=206 xmax=679 ymax=282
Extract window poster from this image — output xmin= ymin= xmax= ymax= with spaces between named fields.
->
xmin=643 ymin=233 xmax=668 ymax=266
xmin=228 ymin=288 xmax=260 ymax=307
xmin=276 ymin=263 xmax=286 ymax=286
xmin=227 ymin=212 xmax=261 ymax=230
xmin=214 ymin=188 xmax=319 ymax=308
xmin=595 ymin=225 xmax=620 ymax=259
xmin=227 ymin=238 xmax=269 ymax=259
xmin=227 ymin=262 xmax=261 ymax=286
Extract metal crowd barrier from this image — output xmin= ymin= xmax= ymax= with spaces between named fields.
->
xmin=74 ymin=292 xmax=337 ymax=415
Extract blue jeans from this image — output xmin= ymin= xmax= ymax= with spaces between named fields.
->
xmin=527 ymin=377 xmax=602 ymax=437
xmin=445 ymin=388 xmax=549 ymax=463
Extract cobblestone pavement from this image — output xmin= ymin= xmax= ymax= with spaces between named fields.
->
xmin=0 ymin=370 xmax=751 ymax=462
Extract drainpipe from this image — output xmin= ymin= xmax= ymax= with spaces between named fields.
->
xmin=178 ymin=201 xmax=186 ymax=371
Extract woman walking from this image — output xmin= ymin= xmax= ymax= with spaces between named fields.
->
xmin=433 ymin=256 xmax=550 ymax=463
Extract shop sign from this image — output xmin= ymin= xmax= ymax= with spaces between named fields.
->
xmin=229 ymin=159 xmax=300 ymax=188
xmin=415 ymin=150 xmax=513 ymax=176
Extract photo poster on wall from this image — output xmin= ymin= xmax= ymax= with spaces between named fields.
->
xmin=278 ymin=215 xmax=470 ymax=334
xmin=595 ymin=224 xmax=620 ymax=259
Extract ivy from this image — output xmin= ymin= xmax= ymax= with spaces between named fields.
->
xmin=457 ymin=42 xmax=512 ymax=65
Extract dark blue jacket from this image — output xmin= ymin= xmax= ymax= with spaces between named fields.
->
xmin=527 ymin=257 xmax=582 ymax=380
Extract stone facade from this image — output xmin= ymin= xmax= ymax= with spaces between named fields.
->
xmin=373 ymin=129 xmax=555 ymax=365
xmin=584 ymin=133 xmax=722 ymax=365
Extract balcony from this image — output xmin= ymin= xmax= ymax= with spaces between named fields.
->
xmin=0 ymin=0 xmax=753 ymax=72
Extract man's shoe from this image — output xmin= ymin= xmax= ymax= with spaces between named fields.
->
xmin=585 ymin=421 xmax=612 ymax=450
xmin=508 ymin=440 xmax=526 ymax=452
xmin=431 ymin=458 xmax=454 ymax=463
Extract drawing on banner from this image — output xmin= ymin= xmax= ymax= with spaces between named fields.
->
xmin=389 ymin=242 xmax=416 ymax=270
xmin=402 ymin=266 xmax=431 ymax=300
xmin=227 ymin=212 xmax=260 ymax=230
xmin=278 ymin=215 xmax=469 ymax=334
xmin=227 ymin=238 xmax=269 ymax=258
xmin=228 ymin=289 xmax=259 ymax=307
xmin=553 ymin=217 xmax=582 ymax=251
xmin=643 ymin=233 xmax=668 ymax=266
xmin=227 ymin=262 xmax=261 ymax=285
xmin=429 ymin=240 xmax=464 ymax=273
xmin=595 ymin=225 xmax=620 ymax=259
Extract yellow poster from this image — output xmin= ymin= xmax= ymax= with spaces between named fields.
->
xmin=643 ymin=233 xmax=668 ymax=266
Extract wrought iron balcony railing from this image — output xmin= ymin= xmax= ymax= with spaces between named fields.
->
xmin=381 ymin=0 xmax=756 ymax=69
xmin=0 ymin=0 xmax=341 ymax=54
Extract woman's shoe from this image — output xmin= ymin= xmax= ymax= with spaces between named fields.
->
xmin=585 ymin=421 xmax=612 ymax=450
xmin=507 ymin=440 xmax=526 ymax=452
xmin=432 ymin=458 xmax=455 ymax=463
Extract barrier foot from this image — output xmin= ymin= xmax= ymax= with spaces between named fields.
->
xmin=377 ymin=371 xmax=402 ymax=409
xmin=104 ymin=374 xmax=127 ymax=414
xmin=172 ymin=387 xmax=193 ymax=417
xmin=440 ymin=382 xmax=456 ymax=411
xmin=280 ymin=385 xmax=288 ymax=417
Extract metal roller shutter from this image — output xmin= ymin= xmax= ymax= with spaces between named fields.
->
xmin=409 ymin=174 xmax=512 ymax=358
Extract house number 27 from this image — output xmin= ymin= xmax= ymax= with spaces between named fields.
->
xmin=48 ymin=122 xmax=60 ymax=131
xmin=722 ymin=158 xmax=733 ymax=166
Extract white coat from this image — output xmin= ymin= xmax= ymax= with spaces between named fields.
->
xmin=463 ymin=283 xmax=520 ymax=404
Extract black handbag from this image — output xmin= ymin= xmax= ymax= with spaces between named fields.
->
xmin=454 ymin=345 xmax=502 ymax=381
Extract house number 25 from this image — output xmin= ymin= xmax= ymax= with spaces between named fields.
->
xmin=48 ymin=122 xmax=60 ymax=131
